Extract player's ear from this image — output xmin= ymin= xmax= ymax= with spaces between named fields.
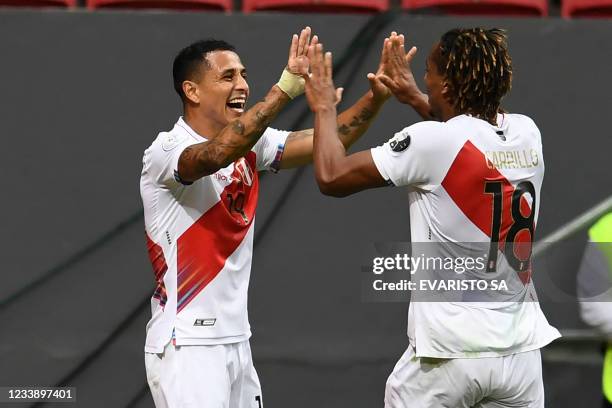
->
xmin=441 ymin=81 xmax=450 ymax=97
xmin=183 ymin=81 xmax=200 ymax=104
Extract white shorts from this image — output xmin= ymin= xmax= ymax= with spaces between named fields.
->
xmin=145 ymin=340 xmax=263 ymax=408
xmin=385 ymin=345 xmax=544 ymax=408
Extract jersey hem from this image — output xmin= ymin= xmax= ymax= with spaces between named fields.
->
xmin=175 ymin=332 xmax=251 ymax=346
xmin=413 ymin=331 xmax=561 ymax=359
xmin=144 ymin=332 xmax=251 ymax=353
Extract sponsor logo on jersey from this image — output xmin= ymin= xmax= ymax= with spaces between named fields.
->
xmin=214 ymin=173 xmax=231 ymax=182
xmin=390 ymin=134 xmax=411 ymax=152
xmin=194 ymin=318 xmax=217 ymax=326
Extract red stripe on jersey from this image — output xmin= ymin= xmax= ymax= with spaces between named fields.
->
xmin=177 ymin=152 xmax=259 ymax=313
xmin=146 ymin=233 xmax=168 ymax=307
xmin=441 ymin=141 xmax=533 ymax=283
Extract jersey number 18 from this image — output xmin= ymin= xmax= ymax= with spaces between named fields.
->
xmin=484 ymin=180 xmax=536 ymax=273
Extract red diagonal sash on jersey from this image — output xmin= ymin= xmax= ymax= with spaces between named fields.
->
xmin=177 ymin=152 xmax=258 ymax=313
xmin=146 ymin=233 xmax=168 ymax=307
xmin=441 ymin=141 xmax=533 ymax=283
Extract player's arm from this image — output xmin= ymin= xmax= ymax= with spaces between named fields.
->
xmin=377 ymin=33 xmax=434 ymax=121
xmin=279 ymin=91 xmax=386 ymax=169
xmin=178 ymin=27 xmax=314 ymax=183
xmin=279 ymin=35 xmax=394 ymax=169
xmin=305 ymin=43 xmax=388 ymax=197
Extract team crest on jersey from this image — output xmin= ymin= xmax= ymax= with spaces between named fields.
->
xmin=234 ymin=157 xmax=254 ymax=186
xmin=390 ymin=133 xmax=411 ymax=152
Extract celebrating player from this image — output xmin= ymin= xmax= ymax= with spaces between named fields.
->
xmin=304 ymin=29 xmax=561 ymax=407
xmin=139 ymin=27 xmax=391 ymax=408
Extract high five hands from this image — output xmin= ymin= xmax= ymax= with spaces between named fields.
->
xmin=374 ymin=31 xmax=432 ymax=119
xmin=373 ymin=32 xmax=421 ymax=105
xmin=287 ymin=26 xmax=317 ymax=78
xmin=303 ymin=31 xmax=430 ymax=118
xmin=304 ymin=43 xmax=343 ymax=113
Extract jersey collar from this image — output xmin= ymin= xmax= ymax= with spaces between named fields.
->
xmin=176 ymin=116 xmax=208 ymax=142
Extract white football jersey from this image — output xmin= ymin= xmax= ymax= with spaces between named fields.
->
xmin=140 ymin=117 xmax=288 ymax=353
xmin=371 ymin=113 xmax=561 ymax=358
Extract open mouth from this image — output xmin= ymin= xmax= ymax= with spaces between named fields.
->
xmin=227 ymin=97 xmax=246 ymax=114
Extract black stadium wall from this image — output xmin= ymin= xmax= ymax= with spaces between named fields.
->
xmin=1 ymin=8 xmax=611 ymax=408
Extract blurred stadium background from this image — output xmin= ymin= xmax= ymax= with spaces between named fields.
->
xmin=1 ymin=0 xmax=611 ymax=407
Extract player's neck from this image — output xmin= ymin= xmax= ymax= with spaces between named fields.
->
xmin=183 ymin=110 xmax=224 ymax=139
xmin=440 ymin=107 xmax=460 ymax=122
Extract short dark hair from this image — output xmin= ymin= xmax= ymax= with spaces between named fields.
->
xmin=172 ymin=39 xmax=236 ymax=100
xmin=432 ymin=28 xmax=513 ymax=125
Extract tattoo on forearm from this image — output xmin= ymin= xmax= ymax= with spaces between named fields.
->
xmin=287 ymin=129 xmax=313 ymax=143
xmin=358 ymin=108 xmax=374 ymax=122
xmin=337 ymin=124 xmax=350 ymax=136
xmin=181 ymin=146 xmax=197 ymax=163
xmin=182 ymin=141 xmax=230 ymax=176
xmin=344 ymin=107 xmax=375 ymax=132
xmin=180 ymin=86 xmax=290 ymax=180
xmin=255 ymin=110 xmax=267 ymax=127
xmin=231 ymin=120 xmax=245 ymax=136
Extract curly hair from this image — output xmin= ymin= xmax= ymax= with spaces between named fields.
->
xmin=432 ymin=28 xmax=513 ymax=125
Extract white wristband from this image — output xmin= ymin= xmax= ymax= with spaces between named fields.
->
xmin=276 ymin=69 xmax=305 ymax=99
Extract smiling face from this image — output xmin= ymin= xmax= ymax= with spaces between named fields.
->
xmin=183 ymin=50 xmax=249 ymax=132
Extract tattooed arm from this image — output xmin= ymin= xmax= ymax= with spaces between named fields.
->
xmin=279 ymin=90 xmax=386 ymax=169
xmin=177 ymin=27 xmax=314 ymax=183
xmin=178 ymin=87 xmax=291 ymax=183
xmin=304 ymin=44 xmax=387 ymax=197
xmin=280 ymin=32 xmax=394 ymax=170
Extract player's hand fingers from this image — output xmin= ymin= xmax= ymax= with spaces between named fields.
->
xmin=335 ymin=87 xmax=344 ymax=105
xmin=307 ymin=43 xmax=316 ymax=76
xmin=317 ymin=43 xmax=324 ymax=68
xmin=378 ymin=74 xmax=397 ymax=90
xmin=406 ymin=47 xmax=418 ymax=62
xmin=307 ymin=43 xmax=315 ymax=61
xmin=311 ymin=43 xmax=323 ymax=78
xmin=289 ymin=34 xmax=298 ymax=60
xmin=367 ymin=72 xmax=381 ymax=89
xmin=297 ymin=26 xmax=311 ymax=56
xmin=385 ymin=38 xmax=393 ymax=66
xmin=367 ymin=72 xmax=381 ymax=91
xmin=310 ymin=34 xmax=318 ymax=47
xmin=324 ymin=51 xmax=333 ymax=80
xmin=378 ymin=37 xmax=389 ymax=70
xmin=405 ymin=46 xmax=417 ymax=64
xmin=390 ymin=37 xmax=406 ymax=66
xmin=386 ymin=39 xmax=403 ymax=72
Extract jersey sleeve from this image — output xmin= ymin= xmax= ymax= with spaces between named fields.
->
xmin=145 ymin=131 xmax=199 ymax=186
xmin=252 ymin=127 xmax=290 ymax=172
xmin=370 ymin=121 xmax=445 ymax=190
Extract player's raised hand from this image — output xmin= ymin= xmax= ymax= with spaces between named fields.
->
xmin=366 ymin=36 xmax=393 ymax=103
xmin=376 ymin=32 xmax=421 ymax=105
xmin=304 ymin=43 xmax=343 ymax=113
xmin=287 ymin=26 xmax=317 ymax=78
